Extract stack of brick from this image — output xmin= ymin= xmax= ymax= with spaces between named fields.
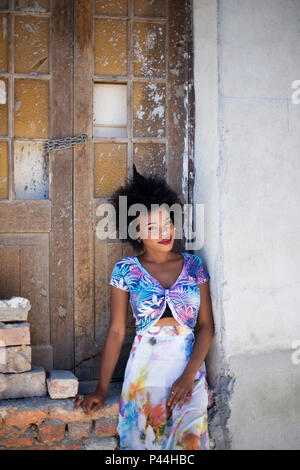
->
xmin=0 ymin=296 xmax=47 ymax=400
xmin=0 ymin=393 xmax=120 ymax=450
xmin=0 ymin=296 xmax=120 ymax=450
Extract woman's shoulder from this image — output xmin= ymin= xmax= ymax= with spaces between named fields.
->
xmin=183 ymin=252 xmax=208 ymax=276
xmin=183 ymin=252 xmax=204 ymax=261
xmin=182 ymin=252 xmax=203 ymax=264
xmin=112 ymin=256 xmax=136 ymax=269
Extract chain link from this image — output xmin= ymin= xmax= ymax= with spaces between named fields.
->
xmin=45 ymin=133 xmax=88 ymax=152
xmin=41 ymin=134 xmax=88 ymax=186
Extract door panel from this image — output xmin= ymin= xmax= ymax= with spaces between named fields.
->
xmin=74 ymin=0 xmax=194 ymax=381
xmin=0 ymin=0 xmax=194 ymax=382
xmin=0 ymin=0 xmax=74 ymax=372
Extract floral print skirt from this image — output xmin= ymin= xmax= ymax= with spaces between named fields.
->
xmin=117 ymin=325 xmax=210 ymax=450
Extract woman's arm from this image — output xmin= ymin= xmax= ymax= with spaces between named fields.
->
xmin=167 ymin=281 xmax=214 ymax=410
xmin=94 ymin=285 xmax=129 ymax=396
xmin=182 ymin=280 xmax=215 ymax=377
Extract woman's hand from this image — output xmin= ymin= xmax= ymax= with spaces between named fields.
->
xmin=167 ymin=371 xmax=195 ymax=411
xmin=73 ymin=390 xmax=106 ymax=415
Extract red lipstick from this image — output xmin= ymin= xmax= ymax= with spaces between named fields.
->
xmin=158 ymin=237 xmax=172 ymax=245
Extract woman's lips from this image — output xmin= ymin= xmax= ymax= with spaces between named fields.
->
xmin=158 ymin=237 xmax=172 ymax=245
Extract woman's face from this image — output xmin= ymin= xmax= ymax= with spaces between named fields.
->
xmin=137 ymin=206 xmax=175 ymax=251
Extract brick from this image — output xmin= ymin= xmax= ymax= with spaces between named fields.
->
xmin=16 ymin=441 xmax=83 ymax=450
xmin=0 ymin=426 xmax=36 ymax=448
xmin=0 ymin=345 xmax=31 ymax=373
xmin=5 ymin=408 xmax=47 ymax=430
xmin=0 ymin=322 xmax=30 ymax=346
xmin=46 ymin=370 xmax=78 ymax=399
xmin=94 ymin=416 xmax=118 ymax=437
xmin=40 ymin=441 xmax=83 ymax=450
xmin=0 ymin=297 xmax=31 ymax=322
xmin=37 ymin=419 xmax=66 ymax=443
xmin=67 ymin=421 xmax=92 ymax=440
xmin=83 ymin=435 xmax=118 ymax=450
xmin=0 ymin=393 xmax=121 ymax=449
xmin=48 ymin=406 xmax=96 ymax=423
xmin=0 ymin=365 xmax=47 ymax=399
xmin=48 ymin=394 xmax=119 ymax=422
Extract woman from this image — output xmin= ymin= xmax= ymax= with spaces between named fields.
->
xmin=74 ymin=173 xmax=214 ymax=450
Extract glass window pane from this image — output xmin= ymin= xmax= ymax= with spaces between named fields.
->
xmin=0 ymin=78 xmax=8 ymax=135
xmin=134 ymin=0 xmax=166 ymax=17
xmin=133 ymin=22 xmax=166 ymax=77
xmin=15 ymin=0 xmax=49 ymax=12
xmin=133 ymin=143 xmax=166 ymax=177
xmin=94 ymin=0 xmax=128 ymax=16
xmin=94 ymin=18 xmax=127 ymax=75
xmin=14 ymin=16 xmax=49 ymax=74
xmin=94 ymin=143 xmax=127 ymax=197
xmin=93 ymin=83 xmax=127 ymax=138
xmin=0 ymin=14 xmax=8 ymax=72
xmin=14 ymin=79 xmax=48 ymax=138
xmin=133 ymin=82 xmax=166 ymax=137
xmin=14 ymin=141 xmax=48 ymax=200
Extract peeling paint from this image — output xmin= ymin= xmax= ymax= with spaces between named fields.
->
xmin=14 ymin=141 xmax=49 ymax=200
xmin=16 ymin=1 xmax=48 ymax=13
xmin=1 ymin=16 xmax=7 ymax=39
xmin=0 ymin=141 xmax=8 ymax=199
xmin=0 ymin=79 xmax=6 ymax=104
xmin=58 ymin=305 xmax=67 ymax=319
xmin=151 ymin=104 xmax=164 ymax=119
xmin=40 ymin=287 xmax=47 ymax=297
xmin=136 ymin=105 xmax=145 ymax=119
xmin=133 ymin=22 xmax=166 ymax=77
xmin=94 ymin=18 xmax=127 ymax=75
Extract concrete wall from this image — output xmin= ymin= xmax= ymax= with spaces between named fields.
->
xmin=193 ymin=0 xmax=300 ymax=449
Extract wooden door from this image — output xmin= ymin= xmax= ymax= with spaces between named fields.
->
xmin=73 ymin=0 xmax=195 ymax=382
xmin=0 ymin=0 xmax=74 ymax=372
xmin=0 ymin=0 xmax=194 ymax=383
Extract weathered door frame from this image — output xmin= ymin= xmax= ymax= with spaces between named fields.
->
xmin=73 ymin=0 xmax=195 ymax=381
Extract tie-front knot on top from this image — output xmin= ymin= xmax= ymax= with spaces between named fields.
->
xmin=109 ymin=252 xmax=210 ymax=332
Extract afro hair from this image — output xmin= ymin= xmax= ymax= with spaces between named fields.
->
xmin=110 ymin=167 xmax=183 ymax=251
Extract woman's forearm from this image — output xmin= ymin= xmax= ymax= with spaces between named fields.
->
xmin=94 ymin=328 xmax=125 ymax=395
xmin=182 ymin=324 xmax=214 ymax=377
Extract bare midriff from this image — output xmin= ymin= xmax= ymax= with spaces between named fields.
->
xmin=155 ymin=317 xmax=182 ymax=326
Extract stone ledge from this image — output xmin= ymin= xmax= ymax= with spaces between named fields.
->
xmin=0 ymin=391 xmax=121 ymax=450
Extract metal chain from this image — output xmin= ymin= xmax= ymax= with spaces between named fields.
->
xmin=41 ymin=134 xmax=88 ymax=189
xmin=45 ymin=133 xmax=88 ymax=152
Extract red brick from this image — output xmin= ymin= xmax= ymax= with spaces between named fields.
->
xmin=46 ymin=370 xmax=78 ymax=399
xmin=42 ymin=441 xmax=83 ymax=450
xmin=48 ymin=406 xmax=101 ymax=423
xmin=12 ymin=441 xmax=83 ymax=450
xmin=0 ymin=322 xmax=30 ymax=346
xmin=67 ymin=421 xmax=92 ymax=440
xmin=0 ymin=345 xmax=31 ymax=373
xmin=0 ymin=425 xmax=36 ymax=448
xmin=37 ymin=419 xmax=66 ymax=443
xmin=48 ymin=401 xmax=119 ymax=422
xmin=94 ymin=416 xmax=118 ymax=437
xmin=5 ymin=408 xmax=47 ymax=430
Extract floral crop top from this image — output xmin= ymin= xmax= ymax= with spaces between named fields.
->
xmin=109 ymin=252 xmax=210 ymax=332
